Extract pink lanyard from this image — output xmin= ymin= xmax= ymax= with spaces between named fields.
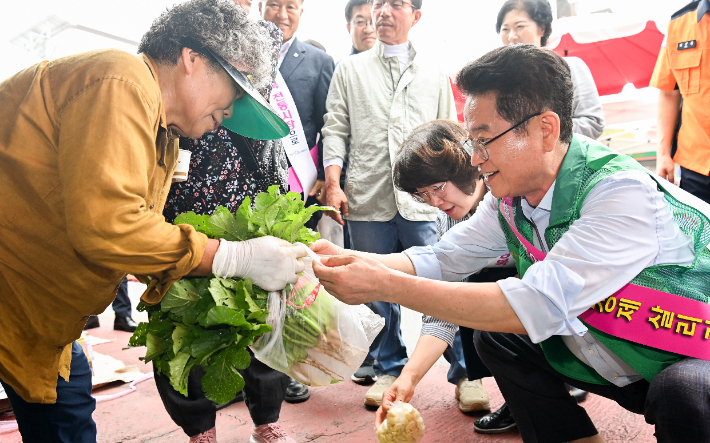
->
xmin=500 ymin=197 xmax=710 ymax=361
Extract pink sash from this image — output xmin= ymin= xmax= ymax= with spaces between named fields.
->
xmin=288 ymin=146 xmax=320 ymax=194
xmin=500 ymin=197 xmax=710 ymax=361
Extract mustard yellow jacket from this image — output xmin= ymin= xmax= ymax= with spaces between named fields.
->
xmin=0 ymin=49 xmax=208 ymax=403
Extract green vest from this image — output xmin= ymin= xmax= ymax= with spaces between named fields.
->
xmin=499 ymin=136 xmax=710 ymax=385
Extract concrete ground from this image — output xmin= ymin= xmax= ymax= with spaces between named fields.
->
xmin=0 ymin=283 xmax=656 ymax=443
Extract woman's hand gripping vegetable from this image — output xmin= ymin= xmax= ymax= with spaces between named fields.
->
xmin=212 ymin=236 xmax=308 ymax=291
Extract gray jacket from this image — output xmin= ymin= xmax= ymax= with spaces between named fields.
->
xmin=322 ymin=40 xmax=457 ymax=222
xmin=566 ymin=56 xmax=605 ymax=139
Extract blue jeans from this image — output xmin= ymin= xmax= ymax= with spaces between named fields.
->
xmin=1 ymin=341 xmax=97 ymax=443
xmin=443 ymin=330 xmax=468 ymax=384
xmin=348 ymin=212 xmax=436 ymax=376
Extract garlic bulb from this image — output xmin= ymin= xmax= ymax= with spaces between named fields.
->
xmin=376 ymin=402 xmax=425 ymax=443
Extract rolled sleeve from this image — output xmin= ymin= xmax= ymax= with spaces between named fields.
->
xmin=324 ymin=158 xmax=344 ymax=170
xmin=498 ymin=261 xmax=587 ymax=343
xmin=404 ymin=245 xmax=443 ymax=280
xmin=139 ymin=224 xmax=209 ymax=305
xmin=420 ymin=315 xmax=458 ymax=347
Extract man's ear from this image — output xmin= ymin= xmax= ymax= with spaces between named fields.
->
xmin=347 ymin=23 xmax=352 ymax=34
xmin=258 ymin=1 xmax=263 ymax=15
xmin=180 ymin=47 xmax=200 ymax=75
xmin=539 ymin=111 xmax=561 ymax=153
xmin=412 ymin=9 xmax=422 ymax=26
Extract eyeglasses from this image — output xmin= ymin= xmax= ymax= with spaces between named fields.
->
xmin=412 ymin=182 xmax=447 ymax=203
xmin=352 ymin=19 xmax=373 ymax=28
xmin=460 ymin=112 xmax=542 ymax=161
xmin=369 ymin=0 xmax=415 ymax=11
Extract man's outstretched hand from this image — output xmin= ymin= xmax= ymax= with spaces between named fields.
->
xmin=312 ymin=253 xmax=393 ymax=305
xmin=309 ymin=239 xmax=346 ymax=257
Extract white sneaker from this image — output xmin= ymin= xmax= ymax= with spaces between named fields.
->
xmin=364 ymin=374 xmax=397 ymax=407
xmin=455 ymin=377 xmax=490 ymax=412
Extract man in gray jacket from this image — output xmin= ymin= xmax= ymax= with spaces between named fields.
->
xmin=321 ymin=0 xmax=457 ymax=406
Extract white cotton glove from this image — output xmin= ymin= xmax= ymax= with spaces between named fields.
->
xmin=212 ymin=236 xmax=308 ymax=291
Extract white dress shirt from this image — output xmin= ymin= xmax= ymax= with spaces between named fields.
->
xmin=277 ymin=34 xmax=296 ymax=69
xmin=405 ymin=170 xmax=696 ymax=386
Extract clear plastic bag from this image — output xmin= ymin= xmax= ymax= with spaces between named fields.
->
xmin=251 ymin=247 xmax=384 ymax=386
xmin=376 ymin=402 xmax=426 ymax=443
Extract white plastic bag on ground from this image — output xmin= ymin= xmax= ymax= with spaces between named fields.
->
xmin=251 ymin=247 xmax=384 ymax=386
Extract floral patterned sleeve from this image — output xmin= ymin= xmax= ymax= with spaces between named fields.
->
xmin=163 ymin=20 xmax=287 ymax=224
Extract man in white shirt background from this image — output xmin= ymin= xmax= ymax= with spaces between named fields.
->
xmin=321 ymin=0 xmax=458 ymax=406
xmin=313 ymin=44 xmax=710 ymax=442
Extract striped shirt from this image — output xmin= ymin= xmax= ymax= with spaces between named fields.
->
xmin=419 ymin=211 xmax=470 ymax=347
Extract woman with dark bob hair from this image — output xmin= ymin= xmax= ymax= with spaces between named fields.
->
xmin=377 ymin=120 xmax=518 ymax=434
xmin=496 ymin=0 xmax=606 ymax=140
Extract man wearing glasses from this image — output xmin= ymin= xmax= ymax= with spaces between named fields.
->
xmin=322 ymin=0 xmax=456 ymax=406
xmin=314 ymin=44 xmax=710 ymax=442
xmin=345 ymin=0 xmax=376 ymax=55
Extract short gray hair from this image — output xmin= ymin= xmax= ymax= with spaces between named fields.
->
xmin=139 ymin=0 xmax=274 ymax=89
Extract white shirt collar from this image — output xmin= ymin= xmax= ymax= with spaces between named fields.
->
xmin=278 ymin=34 xmax=298 ymax=68
xmin=382 ymin=41 xmax=409 ymax=56
xmin=521 ymin=180 xmax=556 ymax=217
xmin=382 ymin=41 xmax=410 ymax=70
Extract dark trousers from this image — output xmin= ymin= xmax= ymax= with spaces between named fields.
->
xmin=153 ymin=349 xmax=289 ymax=437
xmin=459 ymin=326 xmax=492 ymax=381
xmin=112 ymin=277 xmax=131 ymax=318
xmin=474 ymin=331 xmax=710 ymax=443
xmin=1 ymin=342 xmax=96 ymax=443
xmin=457 ymin=267 xmax=517 ymax=381
xmin=680 ymin=166 xmax=710 ymax=204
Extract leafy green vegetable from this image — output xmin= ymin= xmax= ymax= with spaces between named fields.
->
xmin=278 ymin=278 xmax=337 ymax=369
xmin=201 ymin=346 xmax=251 ymax=403
xmin=129 ymin=186 xmax=330 ymax=403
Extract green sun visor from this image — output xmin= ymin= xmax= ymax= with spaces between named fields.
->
xmin=204 ymin=47 xmax=289 ymax=140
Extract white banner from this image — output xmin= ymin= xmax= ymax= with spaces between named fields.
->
xmin=270 ymin=72 xmax=318 ymax=196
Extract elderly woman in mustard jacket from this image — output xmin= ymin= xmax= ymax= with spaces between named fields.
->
xmin=0 ymin=1 xmax=306 ymax=442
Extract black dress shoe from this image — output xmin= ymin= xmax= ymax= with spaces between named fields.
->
xmin=285 ymin=377 xmax=310 ymax=403
xmin=570 ymin=387 xmax=589 ymax=403
xmin=474 ymin=402 xmax=517 ymax=434
xmin=114 ymin=316 xmax=138 ymax=332
xmin=83 ymin=315 xmax=100 ymax=330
